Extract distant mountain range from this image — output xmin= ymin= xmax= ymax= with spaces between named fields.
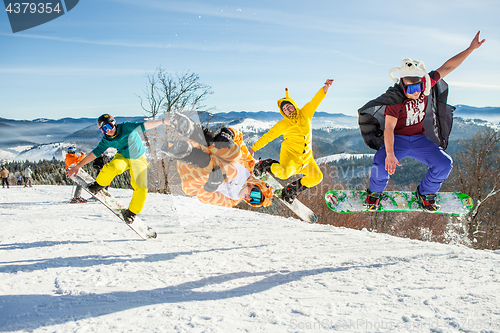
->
xmin=0 ymin=105 xmax=498 ymax=162
xmin=0 ymin=116 xmax=143 ymax=149
xmin=453 ymin=105 xmax=500 ymax=121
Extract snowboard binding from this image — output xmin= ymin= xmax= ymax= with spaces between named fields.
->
xmin=363 ymin=189 xmax=382 ymax=211
xmin=88 ymin=181 xmax=105 ymax=195
xmin=416 ymin=185 xmax=440 ymax=211
xmin=281 ymin=179 xmax=306 ymax=204
xmin=254 ymin=158 xmax=278 ymax=177
xmin=122 ymin=209 xmax=136 ymax=224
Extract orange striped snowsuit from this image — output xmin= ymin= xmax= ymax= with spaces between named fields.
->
xmin=177 ymin=128 xmax=273 ymax=208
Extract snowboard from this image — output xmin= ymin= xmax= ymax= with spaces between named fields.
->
xmin=258 ymin=173 xmax=318 ymax=223
xmin=325 ymin=190 xmax=473 ymax=216
xmin=70 ymin=168 xmax=157 ymax=239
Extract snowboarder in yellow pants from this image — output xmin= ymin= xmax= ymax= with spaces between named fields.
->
xmin=67 ymin=114 xmax=165 ymax=223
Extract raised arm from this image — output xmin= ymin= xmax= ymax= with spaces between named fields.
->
xmin=301 ymin=79 xmax=333 ymax=120
xmin=323 ymin=79 xmax=334 ymax=94
xmin=143 ymin=118 xmax=166 ymax=130
xmin=436 ymin=31 xmax=485 ymax=79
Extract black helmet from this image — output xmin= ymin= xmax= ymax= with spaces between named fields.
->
xmin=97 ymin=114 xmax=116 ymax=129
xmin=67 ymin=146 xmax=76 ymax=154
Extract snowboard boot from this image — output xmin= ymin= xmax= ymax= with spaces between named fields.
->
xmin=161 ymin=139 xmax=192 ymax=159
xmin=162 ymin=140 xmax=211 ymax=168
xmin=88 ymin=182 xmax=105 ymax=195
xmin=170 ymin=113 xmax=195 ymax=137
xmin=254 ymin=158 xmax=279 ymax=177
xmin=416 ymin=185 xmax=440 ymax=211
xmin=281 ymin=179 xmax=307 ymax=204
xmin=363 ymin=189 xmax=382 ymax=211
xmin=122 ymin=209 xmax=136 ymax=224
xmin=212 ymin=127 xmax=235 ymax=149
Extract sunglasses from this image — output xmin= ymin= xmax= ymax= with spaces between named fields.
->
xmin=100 ymin=123 xmax=115 ymax=134
xmin=404 ymin=81 xmax=423 ymax=95
xmin=249 ymin=187 xmax=263 ymax=204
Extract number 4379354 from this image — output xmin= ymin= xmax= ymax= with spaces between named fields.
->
xmin=6 ymin=2 xmax=62 ymax=14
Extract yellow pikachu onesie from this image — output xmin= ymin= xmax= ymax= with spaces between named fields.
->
xmin=251 ymin=87 xmax=327 ymax=188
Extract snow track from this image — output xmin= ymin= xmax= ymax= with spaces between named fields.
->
xmin=1 ymin=186 xmax=499 ymax=332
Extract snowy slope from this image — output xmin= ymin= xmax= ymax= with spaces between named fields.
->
xmin=316 ymin=153 xmax=374 ymax=164
xmin=1 ymin=186 xmax=499 ymax=333
xmin=15 ymin=143 xmax=67 ymax=162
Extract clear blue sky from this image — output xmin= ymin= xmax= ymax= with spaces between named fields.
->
xmin=1 ymin=0 xmax=499 ymax=120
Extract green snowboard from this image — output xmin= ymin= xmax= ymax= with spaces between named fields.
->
xmin=325 ymin=190 xmax=473 ymax=216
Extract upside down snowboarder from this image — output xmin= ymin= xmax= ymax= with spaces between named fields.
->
xmin=161 ymin=113 xmax=274 ymax=208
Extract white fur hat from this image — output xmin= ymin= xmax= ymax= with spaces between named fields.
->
xmin=389 ymin=58 xmax=431 ymax=96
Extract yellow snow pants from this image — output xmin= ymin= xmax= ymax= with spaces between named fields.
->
xmin=270 ymin=150 xmax=323 ymax=188
xmin=96 ymin=154 xmax=149 ymax=215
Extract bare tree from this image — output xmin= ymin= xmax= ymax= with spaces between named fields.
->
xmin=138 ymin=68 xmax=166 ymax=119
xmin=159 ymin=70 xmax=214 ymax=116
xmin=137 ymin=68 xmax=214 ymax=194
xmin=449 ymin=127 xmax=500 ymax=248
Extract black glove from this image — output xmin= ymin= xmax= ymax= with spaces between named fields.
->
xmin=203 ymin=166 xmax=227 ymax=192
xmin=213 ymin=127 xmax=234 ymax=149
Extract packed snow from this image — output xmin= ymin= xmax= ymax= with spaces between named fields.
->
xmin=316 ymin=153 xmax=374 ymax=165
xmin=1 ymin=185 xmax=499 ymax=332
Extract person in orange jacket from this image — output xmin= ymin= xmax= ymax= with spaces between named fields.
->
xmin=162 ymin=113 xmax=273 ymax=208
xmin=65 ymin=146 xmax=87 ymax=203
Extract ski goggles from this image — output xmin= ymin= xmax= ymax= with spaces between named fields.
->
xmin=100 ymin=123 xmax=115 ymax=134
xmin=249 ymin=186 xmax=263 ymax=205
xmin=404 ymin=81 xmax=423 ymax=95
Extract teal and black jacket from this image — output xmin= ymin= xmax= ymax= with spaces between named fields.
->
xmin=92 ymin=122 xmax=146 ymax=159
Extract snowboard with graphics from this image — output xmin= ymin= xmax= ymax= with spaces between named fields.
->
xmin=325 ymin=189 xmax=473 ymax=216
xmin=258 ymin=173 xmax=318 ymax=223
xmin=71 ymin=168 xmax=157 ymax=240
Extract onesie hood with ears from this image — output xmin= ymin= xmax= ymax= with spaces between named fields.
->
xmin=277 ymin=88 xmax=300 ymax=121
xmin=243 ymin=178 xmax=274 ymax=208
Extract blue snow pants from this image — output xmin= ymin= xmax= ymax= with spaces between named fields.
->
xmin=369 ymin=134 xmax=453 ymax=195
